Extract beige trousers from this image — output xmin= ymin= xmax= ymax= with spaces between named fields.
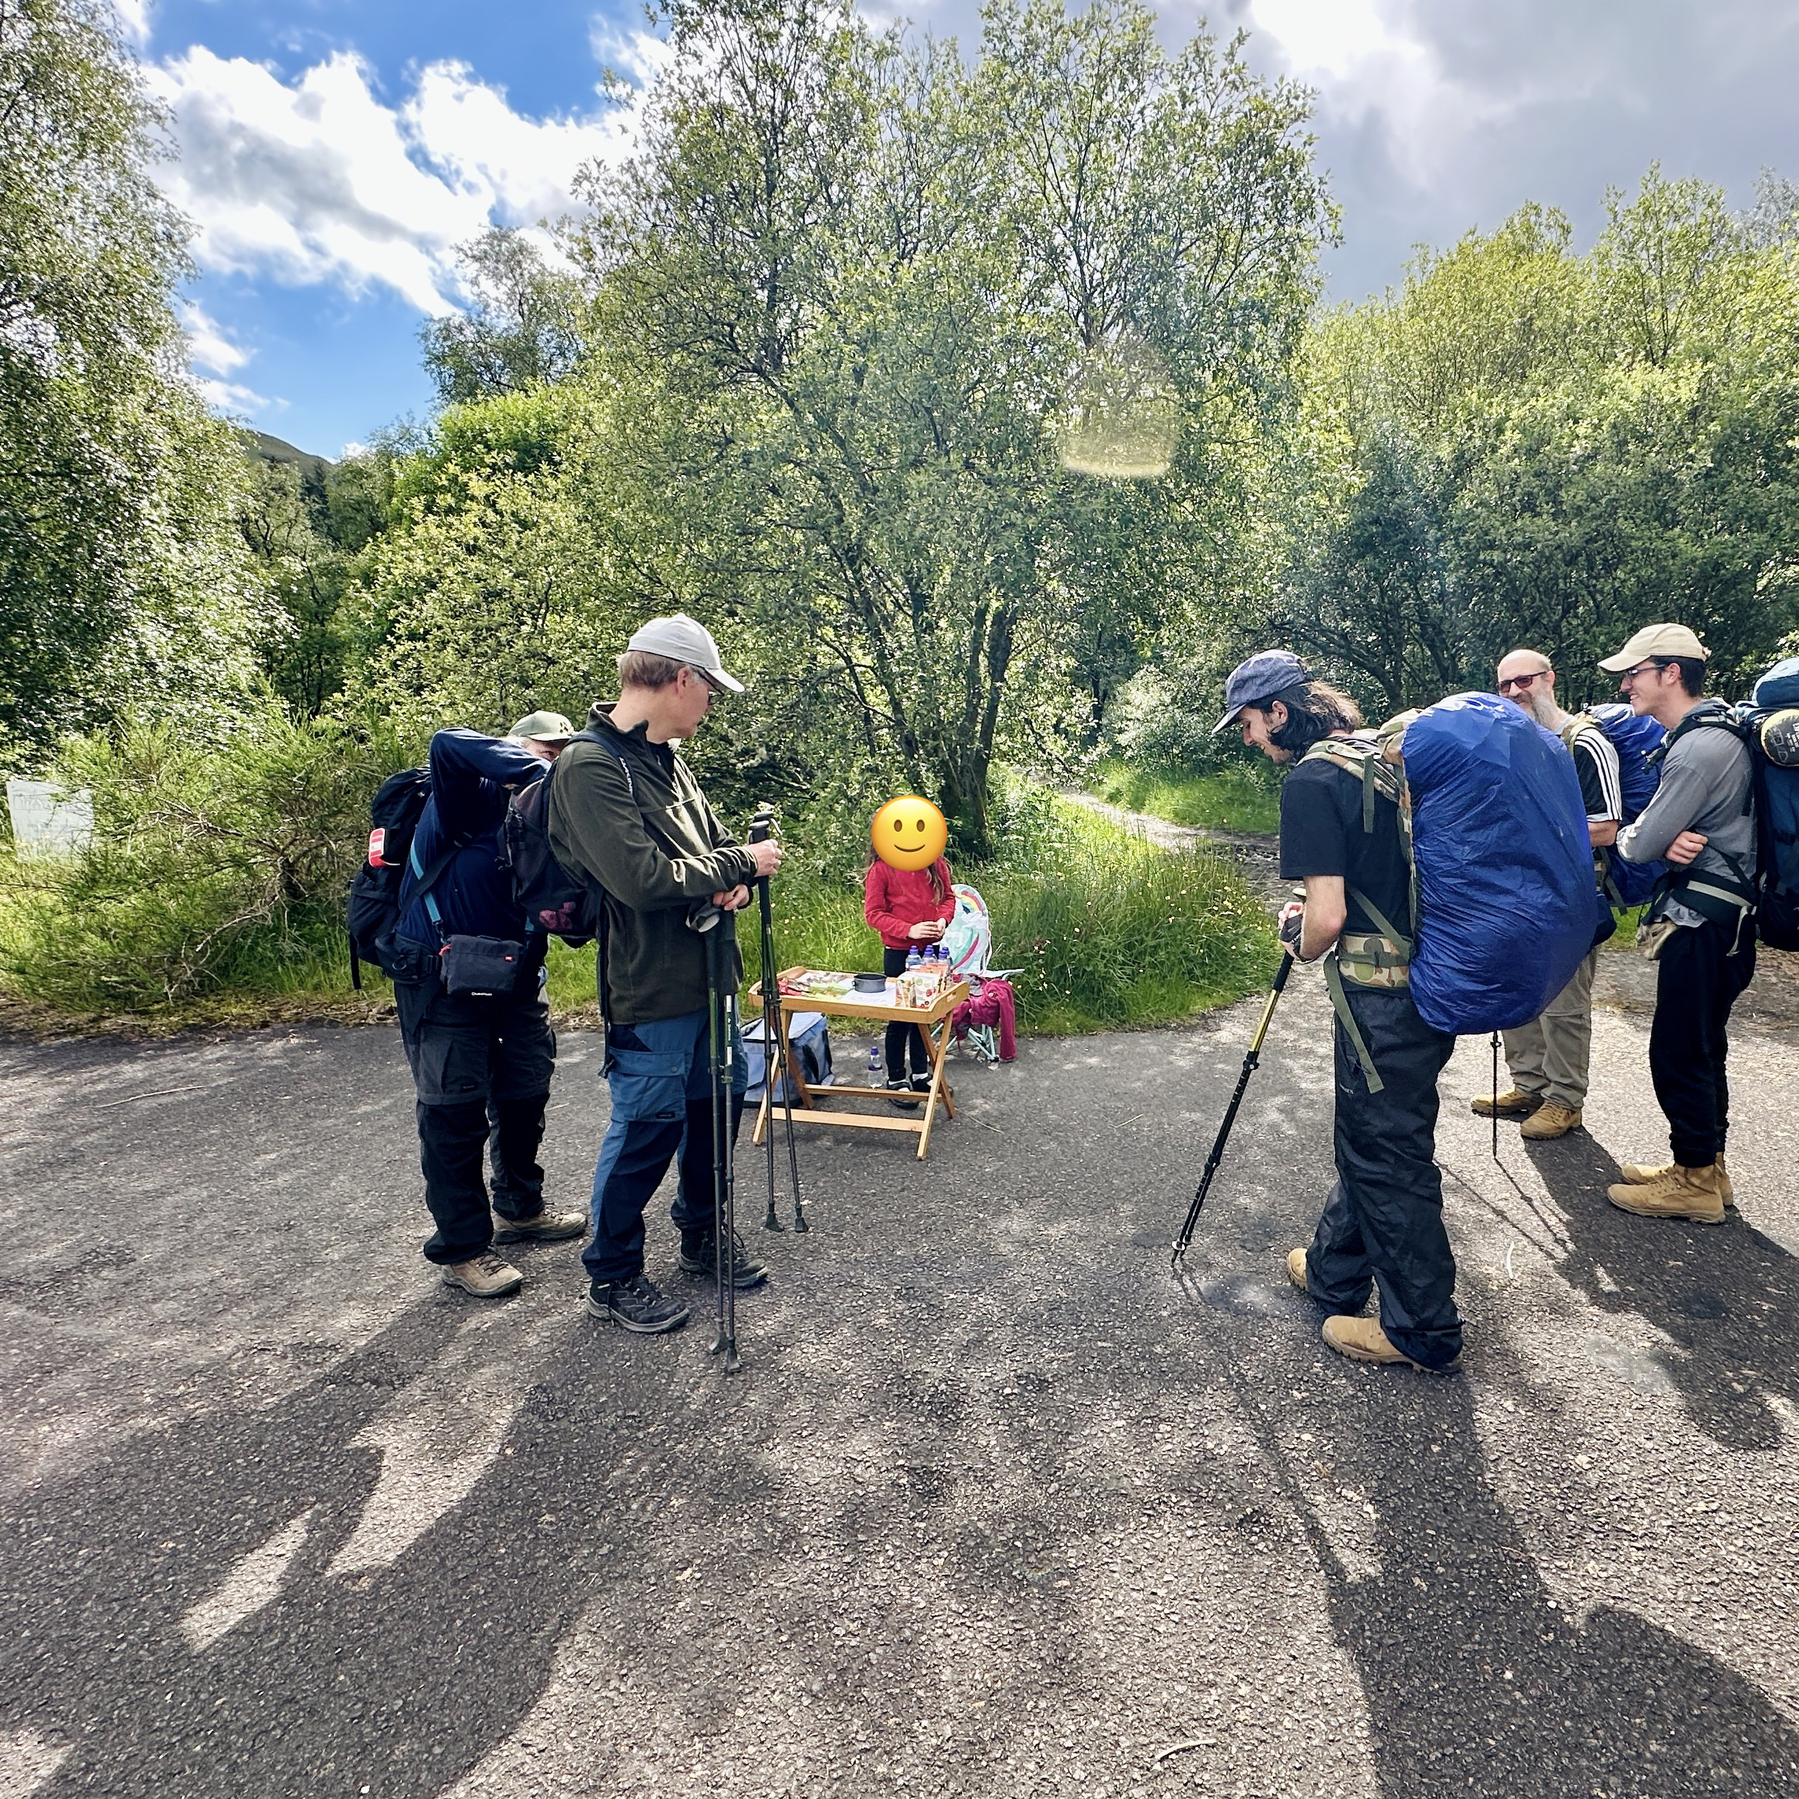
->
xmin=1503 ymin=947 xmax=1598 ymax=1111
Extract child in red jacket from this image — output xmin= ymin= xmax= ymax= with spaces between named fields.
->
xmin=864 ymin=853 xmax=956 ymax=1105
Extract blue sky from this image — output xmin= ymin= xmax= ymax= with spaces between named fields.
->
xmin=132 ymin=0 xmax=1799 ymax=460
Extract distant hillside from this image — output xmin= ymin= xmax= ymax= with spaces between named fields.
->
xmin=245 ymin=430 xmax=331 ymax=481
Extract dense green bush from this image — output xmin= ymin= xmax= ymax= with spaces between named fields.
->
xmin=0 ymin=708 xmax=412 ymax=1013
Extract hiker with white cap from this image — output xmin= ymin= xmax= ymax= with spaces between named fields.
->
xmin=1599 ymin=624 xmax=1757 ymax=1223
xmin=548 ymin=613 xmax=783 ymax=1334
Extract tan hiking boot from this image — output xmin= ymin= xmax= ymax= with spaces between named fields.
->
xmin=1605 ymin=1163 xmax=1725 ymax=1224
xmin=1471 ymin=1088 xmax=1542 ymax=1119
xmin=1321 ymin=1315 xmax=1455 ymax=1374
xmin=493 ymin=1207 xmax=587 ymax=1243
xmin=441 ymin=1251 xmax=524 ymax=1297
xmin=1286 ymin=1248 xmax=1309 ymax=1292
xmin=1617 ymin=1154 xmax=1734 ymax=1207
xmin=1520 ymin=1103 xmax=1582 ymax=1141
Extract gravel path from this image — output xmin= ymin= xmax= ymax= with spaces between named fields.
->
xmin=2 ymin=950 xmax=1798 ymax=1797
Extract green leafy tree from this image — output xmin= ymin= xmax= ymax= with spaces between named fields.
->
xmin=1272 ymin=172 xmax=1799 ymax=711
xmin=0 ymin=0 xmax=268 ymax=762
xmin=570 ymin=0 xmax=1329 ymax=850
xmin=420 ymin=227 xmax=587 ymax=405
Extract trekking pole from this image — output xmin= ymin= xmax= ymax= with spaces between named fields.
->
xmin=1490 ymin=1031 xmax=1500 ymax=1165
xmin=1172 ymin=950 xmax=1294 ymax=1269
xmin=749 ymin=804 xmax=806 ymax=1233
xmin=706 ymin=925 xmax=741 ymax=1374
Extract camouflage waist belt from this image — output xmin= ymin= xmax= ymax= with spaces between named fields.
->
xmin=1333 ymin=931 xmax=1410 ymax=990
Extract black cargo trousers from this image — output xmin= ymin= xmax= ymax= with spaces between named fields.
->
xmin=1649 ymin=916 xmax=1756 ymax=1168
xmin=1304 ymin=980 xmax=1463 ymax=1370
xmin=395 ymin=955 xmax=557 ymax=1265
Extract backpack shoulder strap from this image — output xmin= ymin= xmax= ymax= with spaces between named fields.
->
xmin=406 ymin=835 xmax=468 ymax=944
xmin=1300 ymin=734 xmax=1404 ymax=835
xmin=564 ymin=728 xmax=637 ymax=799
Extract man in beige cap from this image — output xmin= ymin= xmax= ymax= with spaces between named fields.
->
xmin=1477 ymin=648 xmax=1624 ymax=1140
xmin=509 ymin=710 xmax=576 ymax=760
xmin=1597 ymin=624 xmax=1757 ymax=1223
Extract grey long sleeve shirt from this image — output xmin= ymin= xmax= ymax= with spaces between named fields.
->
xmin=1617 ymin=706 xmax=1755 ymax=923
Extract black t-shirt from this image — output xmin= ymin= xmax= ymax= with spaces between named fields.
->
xmin=1279 ymin=754 xmax=1413 ymax=941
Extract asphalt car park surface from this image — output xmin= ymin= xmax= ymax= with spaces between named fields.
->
xmin=2 ymin=956 xmax=1797 ymax=1799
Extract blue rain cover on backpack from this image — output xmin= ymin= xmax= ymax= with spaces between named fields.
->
xmin=1754 ymin=656 xmax=1799 ymax=712
xmin=1402 ymin=692 xmax=1596 ymax=1036
xmin=1586 ymin=702 xmax=1666 ymax=908
xmin=1748 ymin=660 xmax=1799 ymax=951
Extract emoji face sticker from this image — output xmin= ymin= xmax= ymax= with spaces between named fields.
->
xmin=872 ymin=795 xmax=948 ymax=871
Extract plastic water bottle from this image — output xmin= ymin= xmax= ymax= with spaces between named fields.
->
xmin=905 ymin=945 xmax=921 ymax=972
xmin=866 ymin=1045 xmax=882 ymax=1078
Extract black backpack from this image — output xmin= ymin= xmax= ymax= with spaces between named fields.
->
xmin=500 ymin=734 xmax=616 ymax=950
xmin=345 ymin=768 xmax=463 ymax=990
xmin=347 ymin=731 xmax=629 ymax=989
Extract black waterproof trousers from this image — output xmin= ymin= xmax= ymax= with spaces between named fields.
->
xmin=1305 ymin=981 xmax=1462 ymax=1370
xmin=882 ymin=946 xmax=932 ymax=1080
xmin=1649 ymin=917 xmax=1757 ymax=1168
xmin=396 ymin=970 xmax=556 ymax=1265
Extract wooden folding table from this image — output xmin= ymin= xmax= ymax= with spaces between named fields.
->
xmin=745 ymin=968 xmax=968 ymax=1160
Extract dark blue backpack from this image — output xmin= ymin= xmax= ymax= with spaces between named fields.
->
xmin=1577 ymin=704 xmax=1667 ymax=910
xmin=1746 ymin=659 xmax=1799 ymax=953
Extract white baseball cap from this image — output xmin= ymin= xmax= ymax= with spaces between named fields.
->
xmin=627 ymin=613 xmax=745 ymax=692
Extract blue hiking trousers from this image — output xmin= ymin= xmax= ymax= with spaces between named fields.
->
xmin=584 ymin=1007 xmax=746 ymax=1284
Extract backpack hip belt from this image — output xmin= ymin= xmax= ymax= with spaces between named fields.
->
xmin=1333 ymin=930 xmax=1411 ymax=989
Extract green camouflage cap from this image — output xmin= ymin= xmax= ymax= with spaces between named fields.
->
xmin=508 ymin=710 xmax=576 ymax=744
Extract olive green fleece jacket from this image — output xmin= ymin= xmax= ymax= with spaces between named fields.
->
xmin=547 ymin=703 xmax=757 ymax=1023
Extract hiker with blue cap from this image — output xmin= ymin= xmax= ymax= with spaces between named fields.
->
xmin=1215 ymin=650 xmax=1463 ymax=1375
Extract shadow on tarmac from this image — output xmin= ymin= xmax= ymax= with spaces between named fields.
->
xmin=1274 ymin=1373 xmax=1799 ymax=1799
xmin=1526 ymin=1131 xmax=1799 ymax=1451
xmin=0 ymin=1299 xmax=691 ymax=1798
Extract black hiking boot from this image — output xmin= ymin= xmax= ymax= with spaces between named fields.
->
xmin=586 ymin=1274 xmax=690 ymax=1334
xmin=678 ymin=1228 xmax=769 ymax=1288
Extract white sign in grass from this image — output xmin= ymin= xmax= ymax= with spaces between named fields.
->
xmin=7 ymin=779 xmax=94 ymax=854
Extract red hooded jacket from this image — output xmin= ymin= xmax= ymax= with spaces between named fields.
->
xmin=864 ymin=859 xmax=955 ymax=952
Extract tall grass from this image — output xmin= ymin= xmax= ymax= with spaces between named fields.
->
xmin=0 ymin=709 xmax=407 ymax=1020
xmin=2 ymin=740 xmax=1273 ymax=1036
xmin=1090 ymin=756 xmax=1281 ymax=834
xmin=723 ymin=800 xmax=1275 ymax=1036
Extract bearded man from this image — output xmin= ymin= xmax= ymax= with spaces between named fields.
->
xmin=1473 ymin=649 xmax=1624 ymax=1140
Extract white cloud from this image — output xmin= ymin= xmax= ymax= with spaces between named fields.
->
xmin=1246 ymin=0 xmax=1515 ymax=187
xmin=180 ymin=300 xmax=270 ymax=416
xmin=147 ymin=43 xmax=654 ymax=315
xmin=182 ymin=300 xmax=249 ymax=377
xmin=112 ymin=0 xmax=152 ymax=47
